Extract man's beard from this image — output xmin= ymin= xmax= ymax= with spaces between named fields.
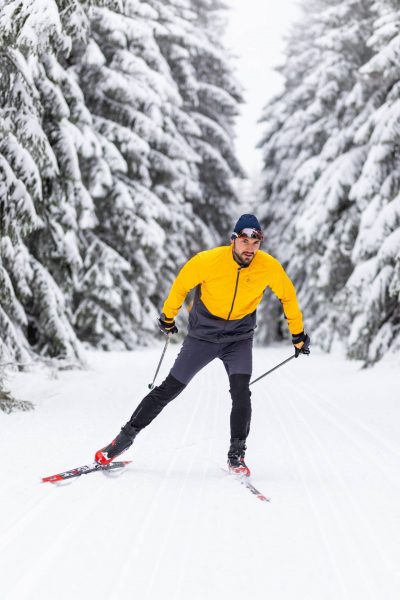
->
xmin=233 ymin=248 xmax=254 ymax=267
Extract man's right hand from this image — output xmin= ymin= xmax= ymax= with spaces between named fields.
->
xmin=157 ymin=313 xmax=178 ymax=335
xmin=292 ymin=331 xmax=310 ymax=357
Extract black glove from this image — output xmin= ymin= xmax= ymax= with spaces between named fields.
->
xmin=292 ymin=331 xmax=310 ymax=357
xmin=157 ymin=313 xmax=178 ymax=335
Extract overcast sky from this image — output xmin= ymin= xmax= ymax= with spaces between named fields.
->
xmin=223 ymin=1 xmax=301 ymax=179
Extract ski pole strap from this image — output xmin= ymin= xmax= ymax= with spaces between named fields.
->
xmin=148 ymin=336 xmax=170 ymax=390
xmin=249 ymin=354 xmax=296 ymax=387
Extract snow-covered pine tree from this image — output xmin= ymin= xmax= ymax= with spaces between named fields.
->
xmin=289 ymin=3 xmax=372 ymax=268
xmin=257 ymin=0 xmax=374 ymax=345
xmin=258 ymin=0 xmax=400 ymax=363
xmin=74 ymin=0 xmax=241 ymax=340
xmin=1 ymin=0 xmax=242 ymax=360
xmin=72 ymin=1 xmax=206 ymax=340
xmin=0 ymin=0 xmax=164 ymax=354
xmin=0 ymin=2 xmax=87 ymax=362
xmin=152 ymin=0 xmax=244 ymax=239
xmin=341 ymin=0 xmax=400 ymax=362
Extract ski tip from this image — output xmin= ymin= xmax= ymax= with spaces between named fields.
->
xmin=41 ymin=459 xmax=132 ymax=484
xmin=257 ymin=494 xmax=271 ymax=502
xmin=41 ymin=474 xmax=63 ymax=484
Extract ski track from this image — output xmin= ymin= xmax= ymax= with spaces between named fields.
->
xmin=286 ymin=391 xmax=397 ymax=592
xmin=268 ymin=370 xmax=400 ymax=600
xmin=283 ymin=392 xmax=376 ymax=600
xmin=284 ymin=370 xmax=400 ymax=486
xmin=291 ymin=380 xmax=400 ymax=595
xmin=4 ymin=473 xmax=115 ymax=599
xmin=0 ymin=491 xmax=53 ymax=550
xmin=171 ymin=372 xmax=221 ymax=600
xmin=146 ymin=375 xmax=214 ymax=600
xmin=110 ymin=371 xmax=208 ymax=599
xmin=268 ymin=389 xmax=349 ymax=600
xmin=1 ymin=348 xmax=400 ymax=600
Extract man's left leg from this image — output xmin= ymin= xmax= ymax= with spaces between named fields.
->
xmin=219 ymin=339 xmax=253 ymax=476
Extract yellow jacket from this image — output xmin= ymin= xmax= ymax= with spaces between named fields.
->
xmin=162 ymin=246 xmax=303 ymax=338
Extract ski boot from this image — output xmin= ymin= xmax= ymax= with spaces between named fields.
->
xmin=95 ymin=424 xmax=138 ymax=465
xmin=227 ymin=438 xmax=251 ymax=477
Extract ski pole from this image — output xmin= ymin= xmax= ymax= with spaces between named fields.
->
xmin=148 ymin=335 xmax=170 ymax=390
xmin=249 ymin=354 xmax=296 ymax=387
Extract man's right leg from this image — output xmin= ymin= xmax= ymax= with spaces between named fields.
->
xmin=95 ymin=336 xmax=219 ymax=464
xmin=95 ymin=374 xmax=185 ymax=464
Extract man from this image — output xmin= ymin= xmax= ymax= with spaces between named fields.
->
xmin=95 ymin=214 xmax=310 ymax=476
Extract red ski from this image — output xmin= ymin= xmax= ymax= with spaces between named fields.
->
xmin=223 ymin=468 xmax=270 ymax=503
xmin=42 ymin=460 xmax=131 ymax=483
xmin=239 ymin=476 xmax=270 ymax=502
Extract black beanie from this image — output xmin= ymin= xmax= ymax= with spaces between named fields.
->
xmin=233 ymin=214 xmax=262 ymax=234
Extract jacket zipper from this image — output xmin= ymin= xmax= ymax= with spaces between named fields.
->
xmin=227 ymin=267 xmax=242 ymax=320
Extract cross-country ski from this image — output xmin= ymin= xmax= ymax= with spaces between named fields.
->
xmin=223 ymin=469 xmax=270 ymax=503
xmin=41 ymin=461 xmax=131 ymax=483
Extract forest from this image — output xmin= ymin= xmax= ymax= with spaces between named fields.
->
xmin=1 ymin=0 xmax=399 ymax=369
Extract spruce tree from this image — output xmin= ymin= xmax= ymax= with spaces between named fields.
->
xmin=0 ymin=0 xmax=243 ymax=361
xmin=258 ymin=0 xmax=373 ymax=345
xmin=0 ymin=6 xmax=86 ymax=362
xmin=74 ymin=0 xmax=242 ymax=342
xmin=258 ymin=0 xmax=400 ymax=363
xmin=342 ymin=0 xmax=400 ymax=361
xmin=73 ymin=2 xmax=210 ymax=340
xmin=151 ymin=0 xmax=244 ymax=238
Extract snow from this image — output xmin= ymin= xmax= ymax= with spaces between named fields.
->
xmin=0 ymin=0 xmax=64 ymax=54
xmin=1 ymin=344 xmax=400 ymax=599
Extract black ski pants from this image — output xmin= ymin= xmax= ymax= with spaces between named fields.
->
xmin=125 ymin=336 xmax=252 ymax=441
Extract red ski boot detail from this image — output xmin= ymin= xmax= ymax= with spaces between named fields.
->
xmin=228 ymin=457 xmax=251 ymax=477
xmin=94 ymin=449 xmax=113 ymax=465
xmin=227 ymin=438 xmax=250 ymax=477
xmin=94 ymin=429 xmax=135 ymax=465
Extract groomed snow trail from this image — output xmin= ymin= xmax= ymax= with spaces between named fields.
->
xmin=1 ymin=345 xmax=399 ymax=600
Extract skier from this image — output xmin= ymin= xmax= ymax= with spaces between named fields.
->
xmin=95 ymin=214 xmax=310 ymax=476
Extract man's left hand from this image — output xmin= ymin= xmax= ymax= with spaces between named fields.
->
xmin=292 ymin=331 xmax=310 ymax=357
xmin=158 ymin=313 xmax=178 ymax=335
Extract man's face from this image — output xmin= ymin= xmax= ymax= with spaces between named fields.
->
xmin=232 ymin=236 xmax=261 ymax=265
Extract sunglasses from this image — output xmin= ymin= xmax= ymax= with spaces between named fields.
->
xmin=234 ymin=228 xmax=264 ymax=241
